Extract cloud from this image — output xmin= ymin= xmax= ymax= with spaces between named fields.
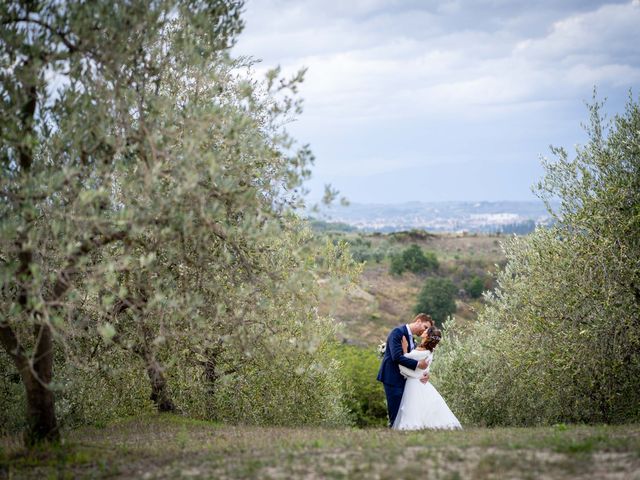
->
xmin=515 ymin=1 xmax=640 ymax=64
xmin=239 ymin=1 xmax=638 ymax=117
xmin=233 ymin=1 xmax=640 ymax=202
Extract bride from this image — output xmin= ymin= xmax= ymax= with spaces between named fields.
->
xmin=393 ymin=327 xmax=462 ymax=430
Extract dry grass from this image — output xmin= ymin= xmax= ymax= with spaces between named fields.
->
xmin=2 ymin=415 xmax=639 ymax=479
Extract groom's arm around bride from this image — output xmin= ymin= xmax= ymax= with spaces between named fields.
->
xmin=388 ymin=328 xmax=420 ymax=370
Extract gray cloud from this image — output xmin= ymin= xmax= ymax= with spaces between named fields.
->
xmin=233 ymin=0 xmax=640 ymax=202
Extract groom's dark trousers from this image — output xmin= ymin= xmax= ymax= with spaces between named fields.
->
xmin=383 ymin=383 xmax=405 ymax=427
xmin=377 ymin=325 xmax=419 ymax=427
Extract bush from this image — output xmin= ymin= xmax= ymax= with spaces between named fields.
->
xmin=390 ymin=244 xmax=439 ymax=275
xmin=0 ymin=353 xmax=26 ymax=436
xmin=344 ymin=237 xmax=386 ymax=264
xmin=211 ymin=342 xmax=349 ymax=427
xmin=465 ymin=276 xmax=485 ymax=298
xmin=331 ymin=344 xmax=388 ymax=427
xmin=414 ymin=278 xmax=457 ymax=326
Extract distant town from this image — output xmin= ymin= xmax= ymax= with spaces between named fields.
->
xmin=311 ymin=200 xmax=555 ymax=234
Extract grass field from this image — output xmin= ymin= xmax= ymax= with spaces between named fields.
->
xmin=2 ymin=415 xmax=639 ymax=479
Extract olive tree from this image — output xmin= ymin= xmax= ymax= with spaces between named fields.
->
xmin=435 ymin=93 xmax=640 ymax=425
xmin=1 ymin=0 xmax=352 ymax=444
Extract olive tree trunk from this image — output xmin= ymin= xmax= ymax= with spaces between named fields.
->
xmin=0 ymin=323 xmax=59 ymax=445
xmin=145 ymin=353 xmax=176 ymax=413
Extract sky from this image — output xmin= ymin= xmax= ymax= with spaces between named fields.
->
xmin=233 ymin=0 xmax=640 ymax=203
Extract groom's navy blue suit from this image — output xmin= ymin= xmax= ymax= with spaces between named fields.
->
xmin=377 ymin=325 xmax=419 ymax=427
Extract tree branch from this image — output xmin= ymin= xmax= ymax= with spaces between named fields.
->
xmin=47 ymin=228 xmax=129 ymax=303
xmin=2 ymin=16 xmax=80 ymax=53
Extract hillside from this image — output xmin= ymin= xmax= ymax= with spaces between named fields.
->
xmin=318 ymin=230 xmax=506 ymax=345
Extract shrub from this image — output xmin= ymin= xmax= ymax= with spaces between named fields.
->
xmin=331 ymin=344 xmax=388 ymax=427
xmin=465 ymin=276 xmax=485 ymax=298
xmin=0 ymin=353 xmax=26 ymax=436
xmin=390 ymin=244 xmax=439 ymax=275
xmin=389 ymin=253 xmax=406 ymax=275
xmin=211 ymin=335 xmax=349 ymax=427
xmin=414 ymin=278 xmax=457 ymax=326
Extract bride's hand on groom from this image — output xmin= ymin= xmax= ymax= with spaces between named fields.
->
xmin=401 ymin=337 xmax=408 ymax=354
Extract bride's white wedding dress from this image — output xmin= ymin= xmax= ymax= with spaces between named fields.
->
xmin=392 ymin=349 xmax=462 ymax=431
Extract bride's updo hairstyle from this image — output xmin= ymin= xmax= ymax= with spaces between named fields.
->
xmin=420 ymin=327 xmax=442 ymax=351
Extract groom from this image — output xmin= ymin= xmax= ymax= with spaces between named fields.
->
xmin=377 ymin=313 xmax=434 ymax=427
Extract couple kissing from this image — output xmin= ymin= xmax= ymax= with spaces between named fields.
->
xmin=377 ymin=313 xmax=462 ymax=430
